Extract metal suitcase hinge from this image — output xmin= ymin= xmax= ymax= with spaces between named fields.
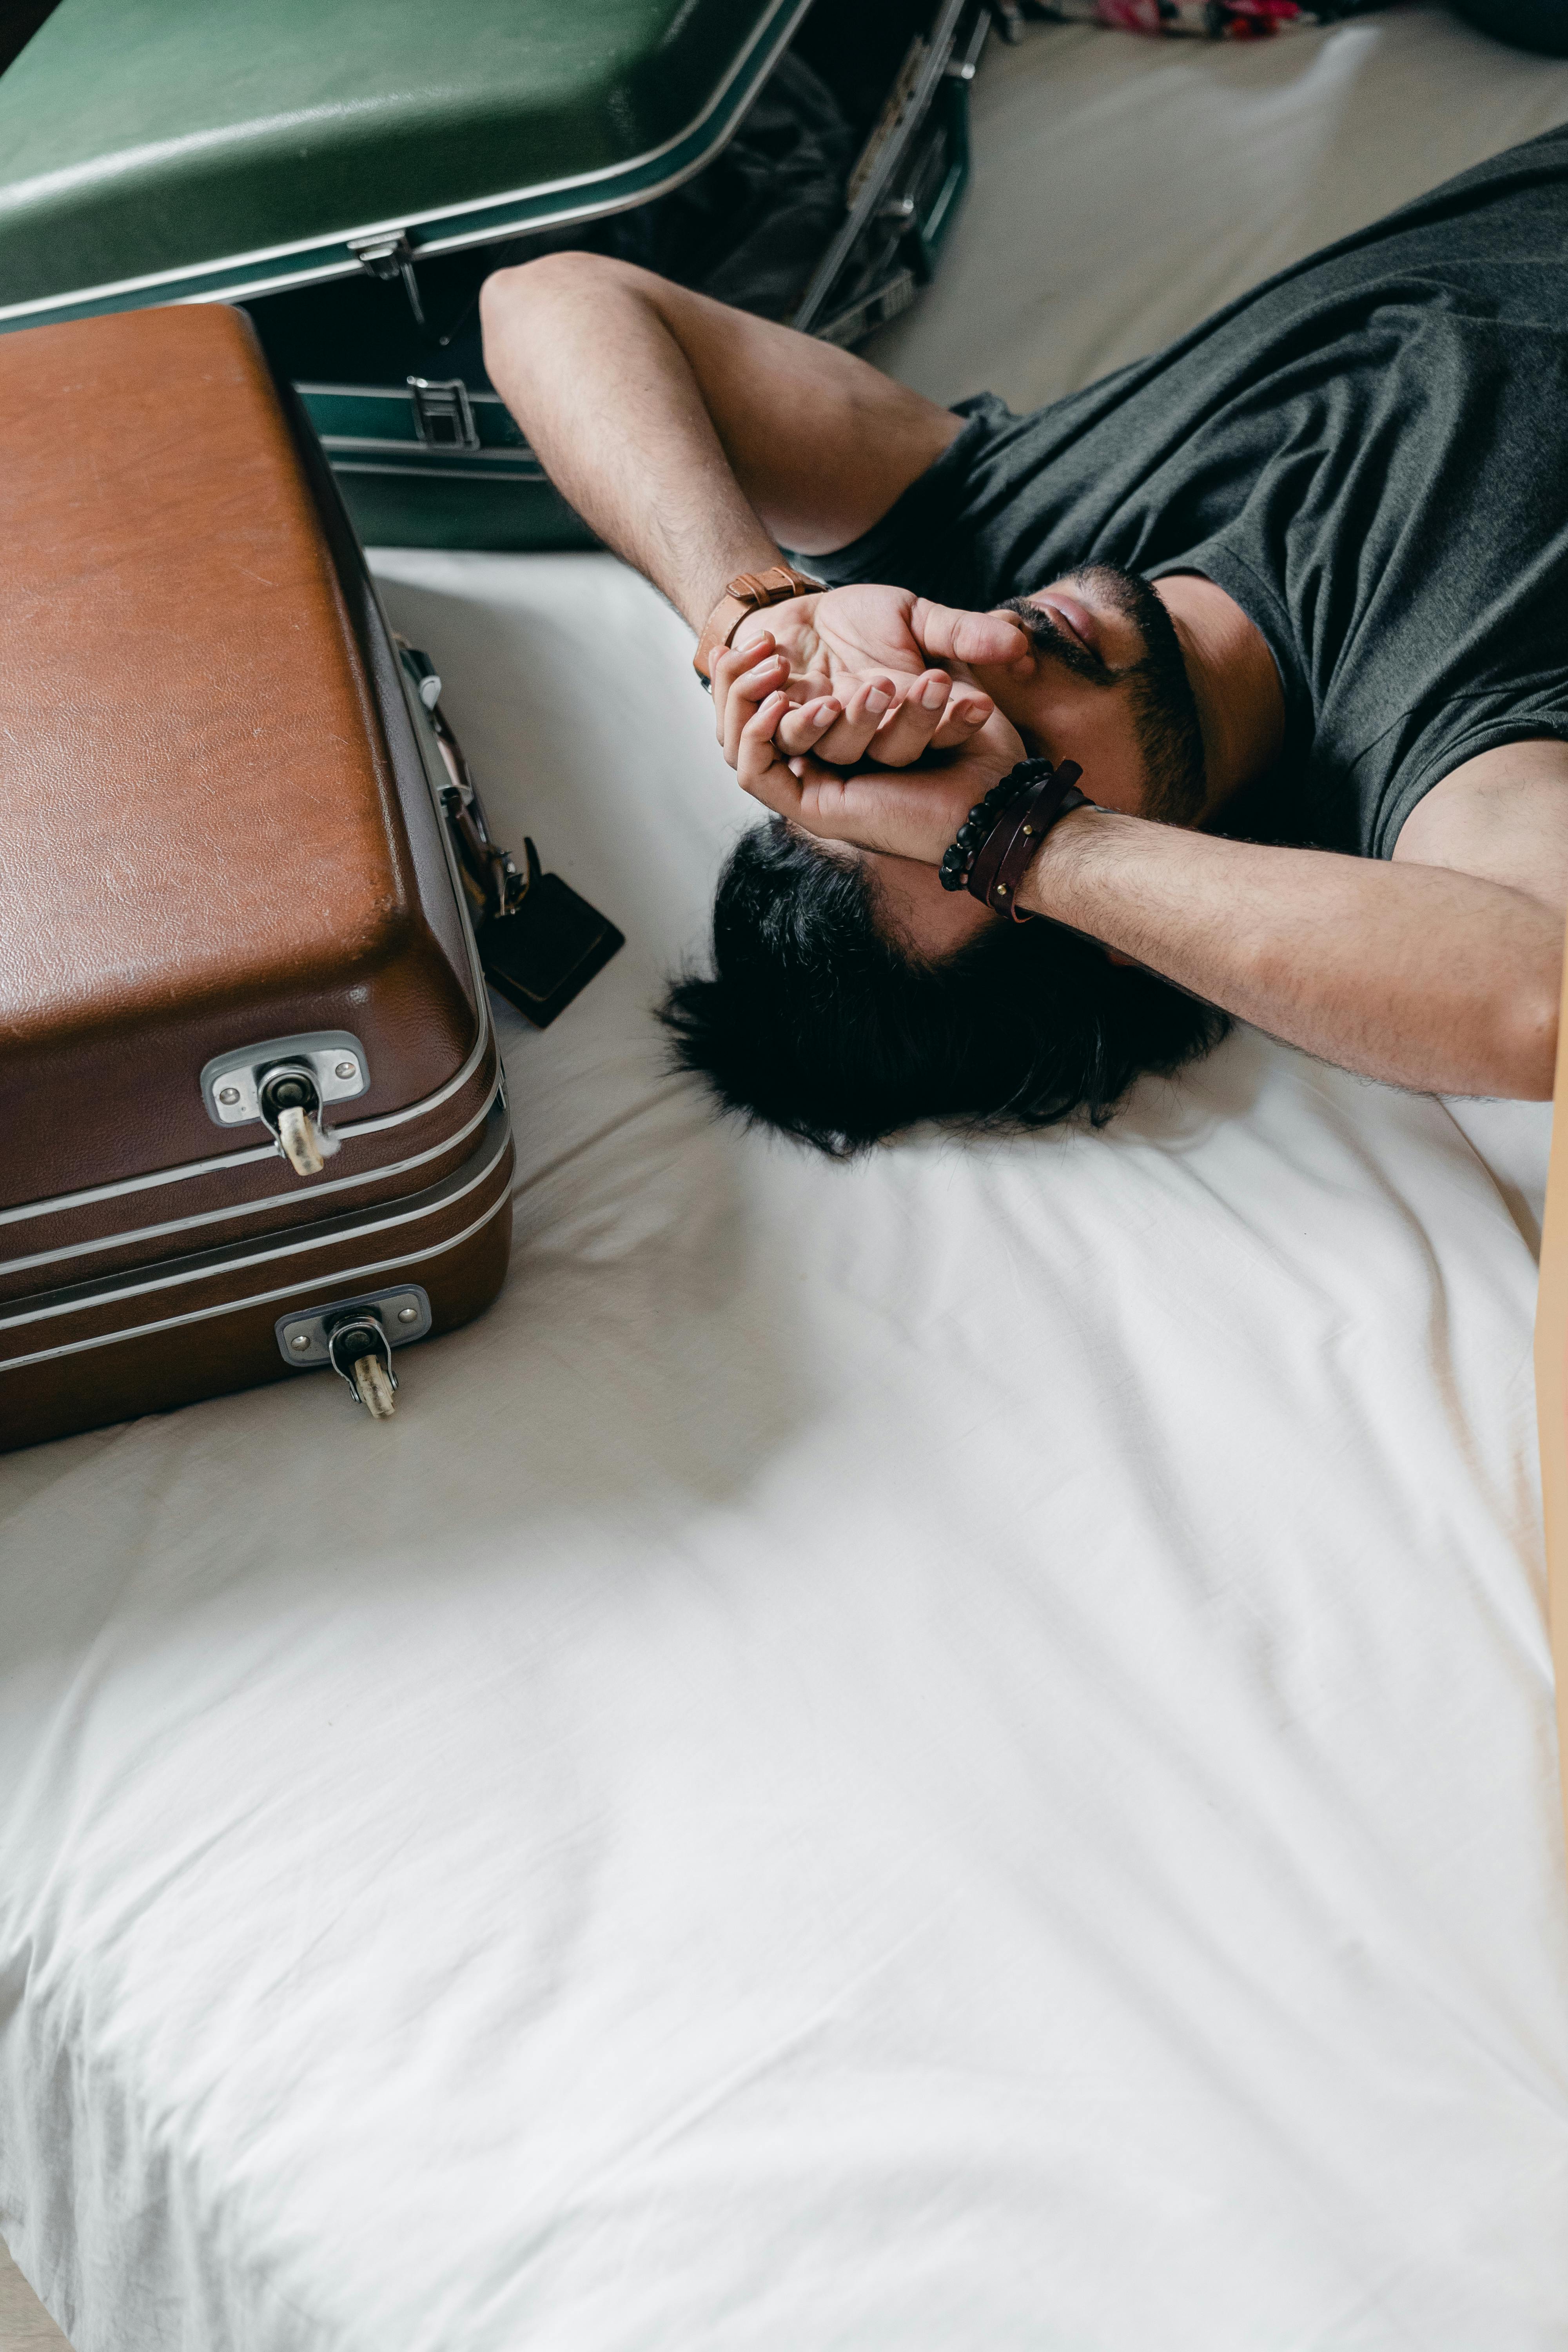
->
xmin=401 ymin=646 xmax=532 ymax=923
xmin=400 ymin=642 xmax=624 ymax=1027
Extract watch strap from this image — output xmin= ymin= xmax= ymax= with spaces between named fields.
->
xmin=693 ymin=563 xmax=825 ymax=684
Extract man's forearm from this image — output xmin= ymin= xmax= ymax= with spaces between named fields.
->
xmin=480 ymin=256 xmax=781 ymax=629
xmin=1024 ymin=811 xmax=1560 ymax=1097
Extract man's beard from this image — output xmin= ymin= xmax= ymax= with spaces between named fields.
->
xmin=998 ymin=566 xmax=1207 ymax=824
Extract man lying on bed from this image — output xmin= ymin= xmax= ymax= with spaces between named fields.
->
xmin=481 ymin=128 xmax=1568 ymax=1152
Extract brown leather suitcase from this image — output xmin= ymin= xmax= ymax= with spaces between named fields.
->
xmin=0 ymin=301 xmax=521 ymax=1449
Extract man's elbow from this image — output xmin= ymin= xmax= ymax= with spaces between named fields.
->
xmin=480 ymin=251 xmax=582 ymax=343
xmin=479 ymin=249 xmax=653 ymax=343
xmin=1490 ymin=977 xmax=1559 ymax=1100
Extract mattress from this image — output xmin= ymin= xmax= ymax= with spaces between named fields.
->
xmin=4 ymin=9 xmax=1568 ymax=2348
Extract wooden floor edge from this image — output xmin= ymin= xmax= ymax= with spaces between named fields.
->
xmin=0 ymin=2238 xmax=71 ymax=2350
xmin=1534 ymin=929 xmax=1568 ymax=1868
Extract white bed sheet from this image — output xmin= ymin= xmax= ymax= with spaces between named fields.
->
xmin=4 ymin=12 xmax=1568 ymax=2349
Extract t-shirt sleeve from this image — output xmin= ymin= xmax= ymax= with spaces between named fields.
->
xmin=804 ymin=395 xmax=1017 ymax=607
xmin=1359 ymin=699 xmax=1568 ymax=858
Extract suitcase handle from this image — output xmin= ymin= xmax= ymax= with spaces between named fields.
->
xmin=425 ymin=691 xmax=534 ymax=926
xmin=399 ymin=640 xmax=624 ymax=1027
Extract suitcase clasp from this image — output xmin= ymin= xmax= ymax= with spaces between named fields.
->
xmin=257 ymin=1064 xmax=331 ymax=1177
xmin=276 ymin=1286 xmax=432 ymax=1421
xmin=325 ymin=1314 xmax=398 ymax=1419
xmin=348 ymin=230 xmax=427 ymax=329
xmin=407 ymin=376 xmax=480 ymax=453
xmin=200 ymin=1031 xmax=370 ymax=1176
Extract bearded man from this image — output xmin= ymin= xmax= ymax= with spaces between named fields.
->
xmin=479 ymin=129 xmax=1568 ymax=1152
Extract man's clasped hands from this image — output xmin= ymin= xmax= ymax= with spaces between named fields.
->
xmin=708 ymin=583 xmax=1040 ymax=871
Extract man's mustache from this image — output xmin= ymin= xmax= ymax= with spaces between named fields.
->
xmin=994 ymin=593 xmax=1116 ymax=685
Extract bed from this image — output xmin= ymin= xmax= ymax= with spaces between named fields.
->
xmin=4 ymin=9 xmax=1568 ymax=2347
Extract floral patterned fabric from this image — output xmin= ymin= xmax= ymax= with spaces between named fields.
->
xmin=1034 ymin=0 xmax=1381 ymax=40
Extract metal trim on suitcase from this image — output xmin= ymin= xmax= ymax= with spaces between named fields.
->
xmin=0 ymin=1098 xmax=514 ymax=1377
xmin=793 ymin=0 xmax=980 ymax=341
xmin=0 ymin=1112 xmax=516 ymax=1448
xmin=0 ymin=1077 xmax=503 ymax=1290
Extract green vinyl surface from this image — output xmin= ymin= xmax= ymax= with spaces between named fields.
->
xmin=0 ymin=0 xmax=806 ymax=324
xmin=338 ymin=470 xmax=600 ymax=554
xmin=299 ymin=382 xmax=601 ymax=550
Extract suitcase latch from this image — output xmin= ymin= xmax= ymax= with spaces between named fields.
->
xmin=327 ymin=1315 xmax=398 ymax=1418
xmin=275 ymin=1285 xmax=432 ymax=1421
xmin=407 ymin=376 xmax=480 ymax=452
xmin=348 ymin=230 xmax=427 ymax=328
xmin=258 ymin=1065 xmax=331 ymax=1177
xmin=200 ymin=1031 xmax=370 ymax=1177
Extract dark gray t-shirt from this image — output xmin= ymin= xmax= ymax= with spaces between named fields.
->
xmin=816 ymin=128 xmax=1568 ymax=857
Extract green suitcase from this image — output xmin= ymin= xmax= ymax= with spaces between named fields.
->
xmin=0 ymin=0 xmax=985 ymax=550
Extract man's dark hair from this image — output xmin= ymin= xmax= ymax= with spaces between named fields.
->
xmin=659 ymin=820 xmax=1227 ymax=1156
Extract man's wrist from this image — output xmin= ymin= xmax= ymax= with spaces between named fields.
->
xmin=687 ymin=544 xmax=786 ymax=634
xmin=692 ymin=561 xmax=826 ymax=683
xmin=1014 ymin=804 xmax=1131 ymax=919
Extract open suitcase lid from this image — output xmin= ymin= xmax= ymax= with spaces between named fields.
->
xmin=0 ymin=0 xmax=809 ymax=328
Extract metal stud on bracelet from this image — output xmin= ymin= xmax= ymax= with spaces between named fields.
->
xmin=939 ymin=759 xmax=1086 ymax=905
xmin=969 ymin=760 xmax=1089 ymax=921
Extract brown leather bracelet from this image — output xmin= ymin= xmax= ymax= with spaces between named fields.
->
xmin=967 ymin=761 xmax=1087 ymax=921
xmin=693 ymin=562 xmax=825 ymax=685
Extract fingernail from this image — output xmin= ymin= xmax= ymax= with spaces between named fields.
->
xmin=866 ymin=689 xmax=891 ymax=715
xmin=920 ymin=679 xmax=947 ymax=710
xmin=961 ymin=704 xmax=985 ymax=726
xmin=788 ymin=758 xmax=805 ymax=776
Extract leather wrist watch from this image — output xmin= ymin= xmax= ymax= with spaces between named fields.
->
xmin=692 ymin=563 xmax=826 ymax=686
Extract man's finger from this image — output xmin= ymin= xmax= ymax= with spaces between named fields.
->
xmin=775 ymin=695 xmax=843 ymax=755
xmin=711 ymin=631 xmax=779 ymax=748
xmin=720 ymin=644 xmax=790 ymax=767
xmin=735 ymin=691 xmax=802 ymax=819
xmin=910 ymin=599 xmax=1032 ymax=671
xmin=863 ymin=670 xmax=951 ymax=768
xmin=929 ymin=694 xmax=994 ymax=751
xmin=812 ymin=676 xmax=899 ymax=766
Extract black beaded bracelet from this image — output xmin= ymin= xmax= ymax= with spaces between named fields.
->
xmin=938 ymin=759 xmax=1066 ymax=893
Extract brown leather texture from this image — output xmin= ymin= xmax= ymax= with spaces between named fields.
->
xmin=692 ymin=563 xmax=824 ymax=682
xmin=0 ymin=301 xmax=477 ymax=1210
xmin=0 ymin=1112 xmax=514 ymax=1450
